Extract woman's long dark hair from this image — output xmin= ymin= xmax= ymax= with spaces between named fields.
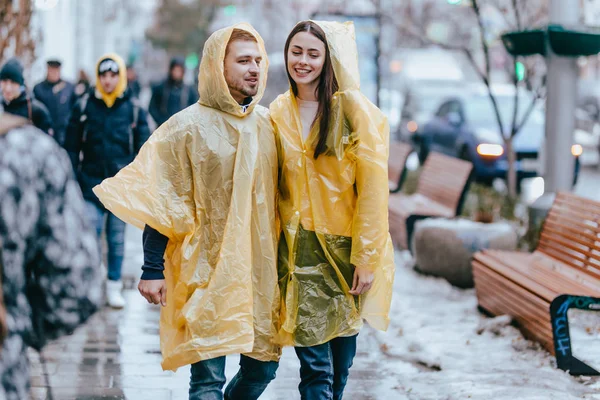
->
xmin=284 ymin=21 xmax=339 ymax=159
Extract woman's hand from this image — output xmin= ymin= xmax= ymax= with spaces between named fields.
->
xmin=349 ymin=267 xmax=374 ymax=295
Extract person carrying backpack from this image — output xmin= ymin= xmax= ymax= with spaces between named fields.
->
xmin=0 ymin=109 xmax=101 ymax=400
xmin=1 ymin=58 xmax=54 ymax=135
xmin=33 ymin=58 xmax=77 ymax=146
xmin=148 ymin=56 xmax=198 ymax=127
xmin=64 ymin=53 xmax=151 ymax=309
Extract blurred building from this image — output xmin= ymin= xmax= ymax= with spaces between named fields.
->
xmin=210 ymin=0 xmax=377 ymax=52
xmin=28 ymin=0 xmax=158 ymax=84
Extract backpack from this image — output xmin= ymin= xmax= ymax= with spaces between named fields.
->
xmin=78 ymin=92 xmax=141 ymax=155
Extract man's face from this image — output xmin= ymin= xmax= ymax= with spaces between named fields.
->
xmin=99 ymin=72 xmax=120 ymax=94
xmin=224 ymin=40 xmax=261 ymax=104
xmin=170 ymin=65 xmax=184 ymax=82
xmin=0 ymin=79 xmax=21 ymax=101
xmin=47 ymin=66 xmax=61 ymax=83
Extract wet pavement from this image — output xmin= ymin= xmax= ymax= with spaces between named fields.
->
xmin=29 ymin=222 xmax=387 ymax=400
xmin=29 ymin=289 xmax=383 ymax=400
xmin=29 ymin=166 xmax=600 ymax=399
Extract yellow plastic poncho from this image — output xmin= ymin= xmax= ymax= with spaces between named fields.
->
xmin=93 ymin=23 xmax=281 ymax=370
xmin=270 ymin=21 xmax=395 ymax=347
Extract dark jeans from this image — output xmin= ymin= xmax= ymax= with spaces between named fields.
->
xmin=294 ymin=334 xmax=358 ymax=400
xmin=85 ymin=201 xmax=126 ymax=281
xmin=189 ymin=355 xmax=279 ymax=400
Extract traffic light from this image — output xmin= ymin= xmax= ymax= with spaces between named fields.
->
xmin=185 ymin=53 xmax=199 ymax=70
xmin=515 ymin=61 xmax=525 ymax=81
xmin=447 ymin=0 xmax=462 ymax=4
xmin=223 ymin=5 xmax=237 ymax=17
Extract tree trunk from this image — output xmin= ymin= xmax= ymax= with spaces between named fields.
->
xmin=506 ymin=140 xmax=518 ymax=197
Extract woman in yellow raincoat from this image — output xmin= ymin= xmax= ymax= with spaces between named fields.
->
xmin=270 ymin=20 xmax=395 ymax=399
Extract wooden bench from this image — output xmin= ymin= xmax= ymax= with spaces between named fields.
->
xmin=388 ymin=151 xmax=473 ymax=251
xmin=388 ymin=141 xmax=413 ymax=194
xmin=472 ymin=192 xmax=600 ymax=375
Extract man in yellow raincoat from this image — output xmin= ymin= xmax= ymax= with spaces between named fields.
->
xmin=93 ymin=24 xmax=281 ymax=400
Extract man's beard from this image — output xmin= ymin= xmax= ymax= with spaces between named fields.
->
xmin=230 ymin=77 xmax=258 ymax=98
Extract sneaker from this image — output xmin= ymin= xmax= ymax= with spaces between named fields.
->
xmin=106 ymin=280 xmax=126 ymax=309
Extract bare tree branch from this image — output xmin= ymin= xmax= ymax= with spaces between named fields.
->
xmin=514 ymin=83 xmax=545 ymax=134
xmin=471 ymin=0 xmax=506 ymax=137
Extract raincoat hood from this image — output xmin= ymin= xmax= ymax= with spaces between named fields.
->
xmin=270 ymin=20 xmax=394 ymax=347
xmin=93 ymin=25 xmax=280 ymax=371
xmin=198 ymin=23 xmax=268 ymax=117
xmin=311 ymin=20 xmax=360 ymax=92
xmin=95 ymin=53 xmax=127 ymax=108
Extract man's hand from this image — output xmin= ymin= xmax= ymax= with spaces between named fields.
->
xmin=138 ymin=279 xmax=167 ymax=307
xmin=349 ymin=268 xmax=374 ymax=295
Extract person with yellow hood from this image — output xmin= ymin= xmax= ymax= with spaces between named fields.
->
xmin=270 ymin=20 xmax=395 ymax=399
xmin=64 ymin=53 xmax=151 ymax=309
xmin=92 ymin=25 xmax=281 ymax=400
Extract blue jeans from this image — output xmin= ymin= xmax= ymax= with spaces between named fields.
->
xmin=294 ymin=334 xmax=358 ymax=400
xmin=189 ymin=355 xmax=278 ymax=400
xmin=86 ymin=201 xmax=126 ymax=281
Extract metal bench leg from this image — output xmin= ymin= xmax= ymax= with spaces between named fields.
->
xmin=406 ymin=214 xmax=433 ymax=255
xmin=550 ymin=294 xmax=600 ymax=376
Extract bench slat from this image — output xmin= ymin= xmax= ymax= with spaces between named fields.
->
xmin=473 ymin=264 xmax=554 ymax=349
xmin=555 ymin=192 xmax=600 ymax=214
xmin=543 ymin=219 xmax=600 ymax=247
xmin=539 ymin=232 xmax=600 ymax=264
xmin=474 ymin=263 xmax=552 ymax=326
xmin=484 ymin=250 xmax=597 ymax=296
xmin=416 ymin=153 xmax=472 ymax=212
xmin=537 ymin=240 xmax=600 ymax=279
xmin=473 ymin=252 xmax=557 ymax=302
xmin=474 ymin=262 xmax=554 ymax=349
xmin=389 ymin=142 xmax=413 ymax=193
xmin=530 ymin=251 xmax=600 ymax=294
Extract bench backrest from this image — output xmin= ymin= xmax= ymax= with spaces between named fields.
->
xmin=538 ymin=191 xmax=600 ymax=280
xmin=388 ymin=141 xmax=413 ymax=193
xmin=416 ymin=152 xmax=473 ymax=215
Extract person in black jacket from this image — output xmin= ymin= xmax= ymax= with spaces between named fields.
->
xmin=0 ymin=58 xmax=53 ymax=135
xmin=64 ymin=53 xmax=151 ymax=309
xmin=33 ymin=59 xmax=77 ymax=146
xmin=148 ymin=56 xmax=198 ymax=127
xmin=126 ymin=64 xmax=142 ymax=99
xmin=74 ymin=69 xmax=92 ymax=99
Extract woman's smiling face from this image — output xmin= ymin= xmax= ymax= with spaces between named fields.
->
xmin=287 ymin=31 xmax=326 ymax=88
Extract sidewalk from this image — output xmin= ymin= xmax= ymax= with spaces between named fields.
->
xmin=30 ymin=226 xmax=600 ymax=399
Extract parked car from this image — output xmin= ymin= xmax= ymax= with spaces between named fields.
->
xmin=396 ymin=80 xmax=466 ymax=157
xmin=416 ymin=86 xmax=580 ymax=189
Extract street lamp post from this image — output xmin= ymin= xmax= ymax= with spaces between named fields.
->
xmin=543 ymin=0 xmax=580 ymax=193
xmin=529 ymin=0 xmax=581 ymax=223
